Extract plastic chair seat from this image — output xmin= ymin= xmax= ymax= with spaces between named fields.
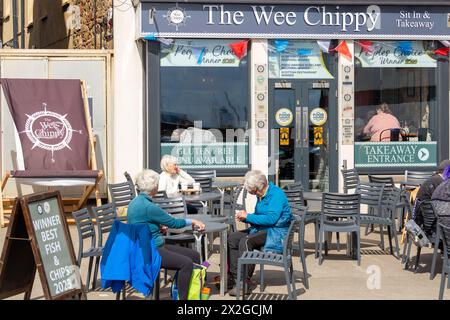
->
xmin=322 ymin=220 xmax=358 ymax=232
xmin=359 ymin=215 xmax=392 ymax=225
xmin=239 ymin=250 xmax=285 ymax=265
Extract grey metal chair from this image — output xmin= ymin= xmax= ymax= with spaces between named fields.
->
xmin=90 ymin=202 xmax=117 ymax=290
xmin=319 ymin=193 xmax=361 ymax=266
xmin=284 ymin=181 xmax=304 ymax=191
xmin=72 ymin=208 xmax=103 ymax=292
xmin=108 ymin=175 xmax=137 ymax=221
xmin=229 ymin=185 xmax=244 ymax=232
xmin=437 ymin=218 xmax=450 ymax=300
xmin=341 ymin=168 xmax=360 ymax=194
xmin=235 ymin=211 xmax=304 ymax=300
xmin=403 ymin=200 xmax=440 ymax=277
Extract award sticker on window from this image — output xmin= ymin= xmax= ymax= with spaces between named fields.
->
xmin=310 ymin=108 xmax=328 ymax=126
xmin=275 ymin=108 xmax=293 ymax=126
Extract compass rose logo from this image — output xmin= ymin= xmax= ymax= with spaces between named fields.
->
xmin=163 ymin=5 xmax=190 ymax=31
xmin=20 ymin=102 xmax=83 ymax=163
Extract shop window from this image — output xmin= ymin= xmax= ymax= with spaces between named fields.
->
xmin=160 ymin=39 xmax=249 ymax=170
xmin=354 ymin=40 xmax=439 ymax=169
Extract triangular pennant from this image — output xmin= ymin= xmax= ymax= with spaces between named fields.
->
xmin=144 ymin=34 xmax=157 ymax=41
xmin=397 ymin=41 xmax=413 ymax=55
xmin=358 ymin=40 xmax=374 ymax=53
xmin=317 ymin=40 xmax=331 ymax=53
xmin=434 ymin=47 xmax=450 ymax=56
xmin=274 ymin=40 xmax=289 ymax=53
xmin=228 ymin=40 xmax=248 ymax=59
xmin=191 ymin=47 xmax=206 ymax=65
xmin=440 ymin=40 xmax=450 ymax=47
xmin=159 ymin=38 xmax=174 ymax=47
xmin=334 ymin=41 xmax=352 ymax=60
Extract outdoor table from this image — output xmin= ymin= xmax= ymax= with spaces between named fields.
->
xmin=172 ymin=213 xmax=228 ymax=223
xmin=212 ymin=181 xmax=242 ymax=218
xmin=169 ymin=221 xmax=228 ymax=296
xmin=183 ymin=191 xmax=222 ymax=215
xmin=303 ymin=192 xmax=323 ymax=202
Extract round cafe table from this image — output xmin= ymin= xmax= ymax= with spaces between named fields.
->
xmin=183 ymin=191 xmax=222 ymax=215
xmin=169 ymin=221 xmax=228 ymax=296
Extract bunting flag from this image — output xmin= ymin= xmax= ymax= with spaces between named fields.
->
xmin=191 ymin=47 xmax=206 ymax=65
xmin=358 ymin=40 xmax=375 ymax=53
xmin=317 ymin=40 xmax=331 ymax=53
xmin=297 ymin=49 xmax=312 ymax=56
xmin=228 ymin=40 xmax=248 ymax=59
xmin=159 ymin=38 xmax=174 ymax=46
xmin=274 ymin=40 xmax=289 ymax=53
xmin=440 ymin=40 xmax=450 ymax=47
xmin=144 ymin=34 xmax=157 ymax=41
xmin=434 ymin=47 xmax=450 ymax=56
xmin=333 ymin=41 xmax=352 ymax=60
xmin=397 ymin=41 xmax=413 ymax=55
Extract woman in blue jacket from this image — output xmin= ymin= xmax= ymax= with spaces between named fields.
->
xmin=227 ymin=170 xmax=292 ymax=296
xmin=128 ymin=169 xmax=205 ymax=300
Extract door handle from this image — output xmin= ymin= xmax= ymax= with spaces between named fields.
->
xmin=295 ymin=107 xmax=301 ymax=145
xmin=302 ymin=107 xmax=308 ymax=147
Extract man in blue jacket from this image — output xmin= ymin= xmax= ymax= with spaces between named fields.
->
xmin=227 ymin=170 xmax=292 ymax=296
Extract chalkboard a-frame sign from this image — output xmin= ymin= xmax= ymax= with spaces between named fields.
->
xmin=0 ymin=191 xmax=86 ymax=300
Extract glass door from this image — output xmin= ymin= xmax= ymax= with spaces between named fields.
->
xmin=269 ymin=80 xmax=337 ymax=192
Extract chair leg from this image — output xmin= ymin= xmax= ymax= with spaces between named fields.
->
xmin=260 ymin=264 xmax=264 ymax=292
xmin=404 ymin=236 xmax=413 ymax=270
xmin=336 ymin=232 xmax=340 ymax=252
xmin=430 ymin=237 xmax=440 ymax=280
xmin=318 ymin=226 xmax=324 ymax=265
xmin=314 ymin=222 xmax=319 ymax=259
xmin=392 ymin=223 xmax=400 ymax=259
xmin=86 ymin=257 xmax=93 ymax=292
xmin=414 ymin=246 xmax=422 ymax=273
xmin=290 ymin=261 xmax=297 ymax=300
xmin=387 ymin=225 xmax=394 ymax=255
xmin=283 ymin=262 xmax=293 ymax=300
xmin=379 ymin=225 xmax=385 ymax=251
xmin=92 ymin=256 xmax=100 ymax=290
xmin=356 ymin=230 xmax=361 ymax=266
xmin=401 ymin=233 xmax=409 ymax=264
xmin=236 ymin=261 xmax=242 ymax=300
xmin=299 ymin=227 xmax=309 ymax=289
xmin=364 ymin=224 xmax=370 ymax=236
xmin=439 ymin=266 xmax=446 ymax=300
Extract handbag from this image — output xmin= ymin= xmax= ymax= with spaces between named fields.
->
xmin=405 ymin=219 xmax=430 ymax=248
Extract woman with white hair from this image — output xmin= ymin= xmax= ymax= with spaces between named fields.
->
xmin=159 ymin=155 xmax=198 ymax=214
xmin=227 ymin=170 xmax=292 ymax=296
xmin=127 ymin=169 xmax=205 ymax=300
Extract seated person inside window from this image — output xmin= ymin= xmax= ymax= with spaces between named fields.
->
xmin=363 ymin=102 xmax=401 ymax=142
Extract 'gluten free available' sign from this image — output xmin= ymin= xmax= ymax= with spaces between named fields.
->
xmin=355 ymin=142 xmax=437 ymax=168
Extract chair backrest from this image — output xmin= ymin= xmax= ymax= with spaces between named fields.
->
xmin=124 ymin=171 xmax=137 ymax=197
xmin=379 ymin=128 xmax=406 ymax=142
xmin=418 ymin=128 xmax=433 ymax=141
xmin=404 ymin=170 xmax=435 ymax=187
xmin=284 ymin=188 xmax=305 ymax=208
xmin=72 ymin=208 xmax=96 ymax=263
xmin=91 ymin=202 xmax=117 ymax=247
xmin=108 ymin=181 xmax=136 ymax=208
xmin=284 ymin=181 xmax=304 ymax=191
xmin=283 ymin=210 xmax=304 ymax=258
xmin=187 ymin=170 xmax=216 ymax=180
xmin=420 ymin=200 xmax=437 ymax=236
xmin=437 ymin=219 xmax=450 ymax=258
xmin=368 ymin=175 xmax=395 ymax=188
xmin=382 ymin=188 xmax=402 ymax=219
xmin=152 ymin=197 xmax=187 ymax=216
xmin=193 ymin=176 xmax=213 ymax=192
xmin=321 ymin=193 xmax=361 ymax=223
xmin=356 ymin=182 xmax=385 ymax=213
xmin=341 ymin=168 xmax=360 ymax=193
xmin=152 ymin=190 xmax=168 ymax=199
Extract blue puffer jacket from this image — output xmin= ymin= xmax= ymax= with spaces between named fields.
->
xmin=244 ymin=182 xmax=292 ymax=253
xmin=100 ymin=220 xmax=161 ymax=297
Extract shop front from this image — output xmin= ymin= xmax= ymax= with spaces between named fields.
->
xmin=136 ymin=0 xmax=449 ymax=192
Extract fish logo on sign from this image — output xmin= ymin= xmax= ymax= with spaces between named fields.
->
xmin=20 ymin=103 xmax=83 ymax=163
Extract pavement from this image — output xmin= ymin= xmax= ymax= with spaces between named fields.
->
xmin=0 ymin=211 xmax=448 ymax=301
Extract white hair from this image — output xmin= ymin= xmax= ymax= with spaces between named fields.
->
xmin=135 ymin=169 xmax=160 ymax=193
xmin=244 ymin=170 xmax=267 ymax=192
xmin=160 ymin=155 xmax=178 ymax=173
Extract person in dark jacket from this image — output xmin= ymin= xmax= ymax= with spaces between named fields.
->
xmin=431 ymin=165 xmax=450 ymax=230
xmin=127 ymin=169 xmax=205 ymax=300
xmin=413 ymin=159 xmax=450 ymax=225
xmin=227 ymin=170 xmax=292 ymax=296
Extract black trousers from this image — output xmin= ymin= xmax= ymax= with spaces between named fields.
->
xmin=186 ymin=203 xmax=198 ymax=214
xmin=227 ymin=229 xmax=267 ymax=284
xmin=157 ymin=244 xmax=201 ymax=300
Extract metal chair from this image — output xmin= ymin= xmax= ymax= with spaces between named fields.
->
xmin=72 ymin=208 xmax=103 ymax=292
xmin=341 ymin=168 xmax=360 ymax=194
xmin=319 ymin=193 xmax=361 ymax=266
xmin=235 ymin=211 xmax=304 ymax=300
xmin=403 ymin=200 xmax=440 ymax=277
xmin=284 ymin=181 xmax=304 ymax=191
xmin=229 ymin=185 xmax=244 ymax=232
xmin=437 ymin=217 xmax=450 ymax=300
xmin=379 ymin=128 xmax=407 ymax=141
xmin=108 ymin=175 xmax=137 ymax=221
xmin=418 ymin=128 xmax=434 ymax=142
xmin=358 ymin=184 xmax=401 ymax=258
xmin=90 ymin=202 xmax=117 ymax=290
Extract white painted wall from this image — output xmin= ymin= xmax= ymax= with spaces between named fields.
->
xmin=113 ymin=5 xmax=144 ymax=182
